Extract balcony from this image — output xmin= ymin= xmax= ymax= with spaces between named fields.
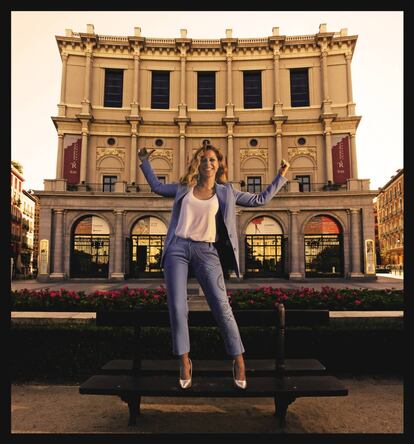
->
xmin=43 ymin=178 xmax=371 ymax=194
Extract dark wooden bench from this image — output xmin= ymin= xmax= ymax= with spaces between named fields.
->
xmin=79 ymin=304 xmax=348 ymax=428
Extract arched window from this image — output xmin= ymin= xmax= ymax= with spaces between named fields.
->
xmin=130 ymin=216 xmax=167 ymax=278
xmin=304 ymin=215 xmax=343 ymax=277
xmin=71 ymin=216 xmax=110 ymax=278
xmin=244 ymin=216 xmax=284 ymax=277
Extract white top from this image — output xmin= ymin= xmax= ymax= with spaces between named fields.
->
xmin=175 ymin=186 xmax=219 ymax=242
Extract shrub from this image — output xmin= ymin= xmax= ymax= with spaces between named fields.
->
xmin=11 ymin=286 xmax=403 ymax=311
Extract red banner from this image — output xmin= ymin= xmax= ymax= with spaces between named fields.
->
xmin=63 ymin=137 xmax=82 ymax=184
xmin=331 ymin=135 xmax=351 ymax=184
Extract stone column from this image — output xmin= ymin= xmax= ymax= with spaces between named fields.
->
xmin=131 ymin=53 xmax=140 ymax=115
xmin=58 ymin=53 xmax=68 ymax=116
xmin=350 ymin=132 xmax=358 ymax=179
xmin=349 ymin=208 xmax=363 ymax=277
xmin=225 ymin=47 xmax=235 ymax=116
xmin=111 ymin=210 xmax=124 ymax=280
xmin=289 ymin=210 xmax=302 ymax=279
xmin=320 ymin=47 xmax=332 ymax=114
xmin=272 ymin=50 xmax=283 ymax=115
xmin=321 ymin=50 xmax=329 ymax=100
xmin=324 ymin=127 xmax=333 ymax=183
xmin=56 ymin=133 xmax=64 ymax=179
xmin=80 ymin=130 xmax=88 ymax=184
xmin=345 ymin=52 xmax=356 ymax=115
xmin=50 ymin=209 xmax=65 ymax=279
xmin=81 ymin=50 xmax=93 ymax=114
xmin=179 ymin=135 xmax=186 ymax=178
xmin=177 ymin=40 xmax=188 ymax=118
xmin=130 ymin=133 xmax=137 ymax=184
xmin=227 ymin=55 xmax=233 ymax=105
xmin=180 ymin=56 xmax=186 ymax=104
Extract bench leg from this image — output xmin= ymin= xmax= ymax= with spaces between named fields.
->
xmin=274 ymin=395 xmax=296 ymax=428
xmin=120 ymin=395 xmax=141 ymax=426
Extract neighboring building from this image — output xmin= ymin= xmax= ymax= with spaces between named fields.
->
xmin=30 ymin=190 xmax=41 ymax=275
xmin=375 ymin=169 xmax=404 ymax=267
xmin=20 ymin=190 xmax=38 ymax=276
xmin=11 ymin=162 xmax=24 ymax=277
xmin=372 ymin=199 xmax=381 ymax=267
xmin=35 ymin=23 xmax=377 ymax=282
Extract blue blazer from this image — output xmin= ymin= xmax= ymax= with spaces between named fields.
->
xmin=140 ymin=158 xmax=288 ymax=278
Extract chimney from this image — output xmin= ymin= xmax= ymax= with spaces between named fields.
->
xmin=226 ymin=29 xmax=233 ymax=38
xmin=319 ymin=23 xmax=327 ymax=33
xmin=180 ymin=29 xmax=187 ymax=38
xmin=86 ymin=24 xmax=95 ymax=34
xmin=272 ymin=27 xmax=280 ymax=36
xmin=134 ymin=27 xmax=141 ymax=37
xmin=65 ymin=29 xmax=73 ymax=37
xmin=340 ymin=28 xmax=348 ymax=36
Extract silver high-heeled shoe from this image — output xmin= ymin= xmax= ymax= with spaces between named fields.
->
xmin=179 ymin=358 xmax=192 ymax=389
xmin=232 ymin=360 xmax=247 ymax=390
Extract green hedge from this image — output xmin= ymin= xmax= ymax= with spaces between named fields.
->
xmin=11 ymin=317 xmax=403 ymax=383
xmin=11 ymin=286 xmax=404 ymax=311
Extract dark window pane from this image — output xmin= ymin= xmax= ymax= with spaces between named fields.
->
xmin=295 ymin=175 xmax=311 ymax=192
xmin=197 ymin=72 xmax=216 ymax=109
xmin=290 ymin=68 xmax=310 ymax=107
xmin=247 ymin=176 xmax=262 ymax=193
xmin=243 ymin=71 xmax=262 ymax=109
xmin=103 ymin=175 xmax=117 ymax=192
xmin=104 ymin=69 xmax=123 ymax=108
xmin=151 ymin=71 xmax=170 ymax=109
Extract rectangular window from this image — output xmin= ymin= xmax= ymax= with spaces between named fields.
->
xmin=295 ymin=175 xmax=311 ymax=192
xmin=151 ymin=71 xmax=170 ymax=109
xmin=247 ymin=176 xmax=262 ymax=193
xmin=290 ymin=68 xmax=310 ymax=107
xmin=197 ymin=72 xmax=216 ymax=109
xmin=102 ymin=175 xmax=117 ymax=192
xmin=104 ymin=69 xmax=124 ymax=108
xmin=243 ymin=71 xmax=262 ymax=109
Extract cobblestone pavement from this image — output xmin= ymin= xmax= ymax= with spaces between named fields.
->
xmin=11 ymin=375 xmax=403 ymax=434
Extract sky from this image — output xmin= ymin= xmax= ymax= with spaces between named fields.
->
xmin=11 ymin=10 xmax=403 ymax=191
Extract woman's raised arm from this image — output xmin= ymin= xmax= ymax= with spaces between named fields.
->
xmin=138 ymin=148 xmax=179 ymax=197
xmin=233 ymin=159 xmax=290 ymax=207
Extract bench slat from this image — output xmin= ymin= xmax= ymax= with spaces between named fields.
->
xmin=101 ymin=359 xmax=326 ymax=375
xmin=79 ymin=374 xmax=348 ymax=398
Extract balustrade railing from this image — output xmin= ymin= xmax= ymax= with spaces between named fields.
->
xmin=65 ymin=181 xmax=348 ymax=194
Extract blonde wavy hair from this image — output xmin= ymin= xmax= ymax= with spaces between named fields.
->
xmin=179 ymin=143 xmax=228 ymax=186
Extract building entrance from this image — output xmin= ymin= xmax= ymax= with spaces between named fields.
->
xmin=304 ymin=215 xmax=343 ymax=277
xmin=70 ymin=216 xmax=110 ymax=278
xmin=129 ymin=217 xmax=167 ymax=278
xmin=244 ymin=216 xmax=284 ymax=277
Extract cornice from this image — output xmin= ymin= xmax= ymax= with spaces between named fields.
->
xmin=55 ymin=30 xmax=358 ymax=57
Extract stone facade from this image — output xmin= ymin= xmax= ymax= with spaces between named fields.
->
xmin=35 ymin=23 xmax=377 ymax=281
xmin=375 ymin=169 xmax=404 ymax=266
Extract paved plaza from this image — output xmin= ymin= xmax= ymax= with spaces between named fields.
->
xmin=11 ymin=273 xmax=403 ymax=434
xmin=11 ymin=375 xmax=403 ymax=434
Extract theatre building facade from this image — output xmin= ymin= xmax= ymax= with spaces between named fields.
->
xmin=35 ymin=23 xmax=377 ymax=282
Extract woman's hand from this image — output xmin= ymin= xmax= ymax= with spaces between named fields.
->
xmin=138 ymin=147 xmax=155 ymax=163
xmin=278 ymin=159 xmax=290 ymax=177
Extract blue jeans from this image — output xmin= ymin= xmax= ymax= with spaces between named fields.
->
xmin=163 ymin=234 xmax=245 ymax=357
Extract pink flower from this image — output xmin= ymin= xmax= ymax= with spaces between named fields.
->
xmin=354 ymin=300 xmax=362 ymax=305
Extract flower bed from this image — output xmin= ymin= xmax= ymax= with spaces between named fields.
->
xmin=11 ymin=286 xmax=403 ymax=311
